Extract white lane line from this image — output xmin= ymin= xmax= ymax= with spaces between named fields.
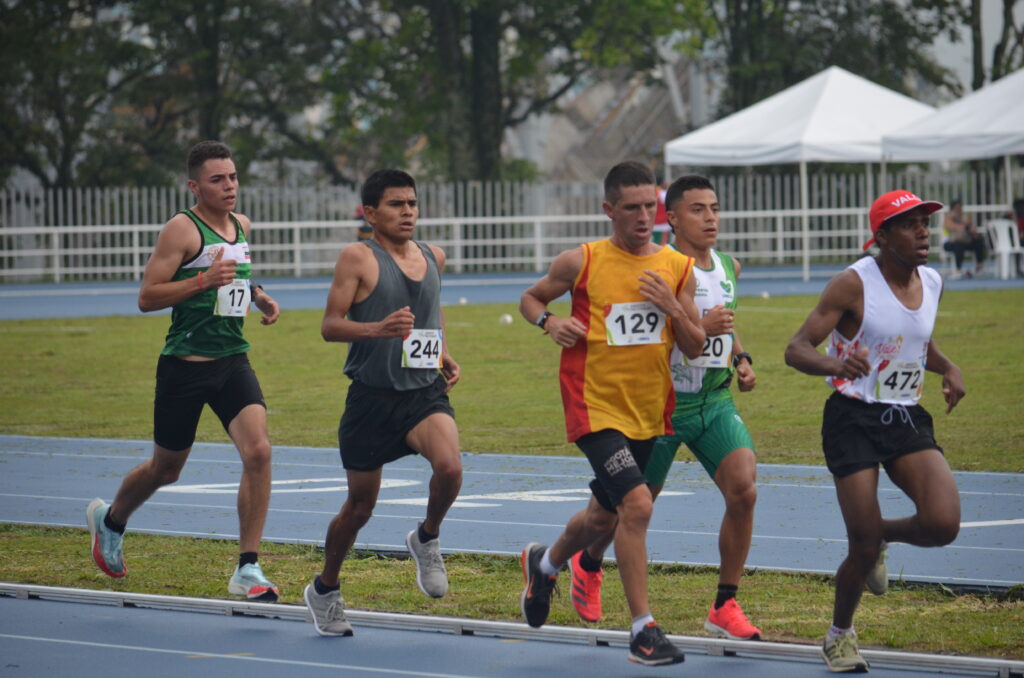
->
xmin=960 ymin=518 xmax=1024 ymax=528
xmin=0 ymin=633 xmax=487 ymax=677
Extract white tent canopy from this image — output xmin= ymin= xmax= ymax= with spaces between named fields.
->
xmin=882 ymin=68 xmax=1024 ymax=162
xmin=663 ymin=66 xmax=935 ymax=280
xmin=664 ymin=66 xmax=935 ymax=166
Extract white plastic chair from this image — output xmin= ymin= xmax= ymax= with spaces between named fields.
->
xmin=985 ymin=219 xmax=1024 ymax=280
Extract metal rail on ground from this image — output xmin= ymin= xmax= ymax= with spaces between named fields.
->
xmin=2 ymin=583 xmax=1021 ymax=678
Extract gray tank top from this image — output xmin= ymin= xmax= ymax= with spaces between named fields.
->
xmin=343 ymin=239 xmax=443 ymax=390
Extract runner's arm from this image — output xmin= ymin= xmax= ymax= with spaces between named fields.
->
xmin=138 ymin=215 xmax=236 ymax=312
xmin=321 ymin=244 xmax=414 ymax=342
xmin=520 ymin=248 xmax=588 ymax=347
xmin=925 ymin=339 xmax=965 ymax=413
xmin=784 ymin=271 xmax=870 ymax=378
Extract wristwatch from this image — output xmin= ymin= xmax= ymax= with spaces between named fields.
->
xmin=535 ymin=310 xmax=553 ymax=330
xmin=732 ymin=352 xmax=752 ymax=368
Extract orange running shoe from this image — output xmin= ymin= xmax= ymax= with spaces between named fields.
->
xmin=704 ymin=598 xmax=762 ymax=640
xmin=569 ymin=551 xmax=603 ymax=622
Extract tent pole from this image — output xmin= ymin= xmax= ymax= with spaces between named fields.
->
xmin=865 ymin=163 xmax=873 ymax=247
xmin=1005 ymin=154 xmax=1013 ymax=208
xmin=801 ymin=161 xmax=810 ymax=282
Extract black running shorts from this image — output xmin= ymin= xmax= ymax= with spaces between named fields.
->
xmin=154 ymin=353 xmax=265 ymax=451
xmin=338 ymin=375 xmax=455 ymax=471
xmin=821 ymin=391 xmax=943 ymax=478
xmin=576 ymin=429 xmax=656 ymax=513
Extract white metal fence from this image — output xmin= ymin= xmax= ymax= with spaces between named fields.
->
xmin=2 ymin=168 xmax=1019 ymax=282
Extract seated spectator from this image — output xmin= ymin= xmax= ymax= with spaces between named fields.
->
xmin=942 ymin=199 xmax=986 ymax=278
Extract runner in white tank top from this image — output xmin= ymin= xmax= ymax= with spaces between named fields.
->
xmin=785 ymin=190 xmax=965 ymax=673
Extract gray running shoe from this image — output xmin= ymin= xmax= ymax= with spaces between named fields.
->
xmin=406 ymin=524 xmax=448 ymax=598
xmin=866 ymin=541 xmax=888 ymax=595
xmin=304 ymin=582 xmax=353 ymax=637
xmin=86 ymin=498 xmax=126 ymax=578
xmin=821 ymin=631 xmax=870 ymax=673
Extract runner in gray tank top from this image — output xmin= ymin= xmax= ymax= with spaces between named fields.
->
xmin=304 ymin=169 xmax=463 ymax=638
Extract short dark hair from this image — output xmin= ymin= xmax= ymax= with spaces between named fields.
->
xmin=604 ymin=161 xmax=656 ymax=204
xmin=187 ymin=141 xmax=232 ymax=179
xmin=361 ymin=169 xmax=417 ymax=208
xmin=664 ymin=174 xmax=715 ymax=213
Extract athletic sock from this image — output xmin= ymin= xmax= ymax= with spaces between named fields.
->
xmin=828 ymin=625 xmax=853 ymax=640
xmin=238 ymin=552 xmax=258 ymax=568
xmin=418 ymin=523 xmax=438 ymax=544
xmin=314 ymin=575 xmax=339 ymax=595
xmin=103 ymin=511 xmax=125 ymax=535
xmin=539 ymin=548 xmax=561 ymax=576
xmin=631 ymin=613 xmax=655 ymax=636
xmin=578 ymin=549 xmax=603 ymax=572
xmin=714 ymin=584 xmax=738 ymax=609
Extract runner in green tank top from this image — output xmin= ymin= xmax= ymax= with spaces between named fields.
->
xmin=86 ymin=141 xmax=284 ymax=606
xmin=567 ymin=175 xmax=763 ymax=642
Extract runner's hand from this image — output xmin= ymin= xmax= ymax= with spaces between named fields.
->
xmin=441 ymin=353 xmax=460 ymax=392
xmin=834 ymin=347 xmax=871 ymax=380
xmin=204 ymin=247 xmax=237 ymax=288
xmin=703 ymin=305 xmax=734 ymax=335
xmin=378 ymin=306 xmax=415 ymax=337
xmin=942 ymin=364 xmax=965 ymax=413
xmin=547 ymin=315 xmax=588 ymax=348
xmin=736 ymin=360 xmax=756 ymax=392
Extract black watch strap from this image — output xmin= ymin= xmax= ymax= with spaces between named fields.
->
xmin=732 ymin=352 xmax=752 ymax=368
xmin=535 ymin=310 xmax=553 ymax=329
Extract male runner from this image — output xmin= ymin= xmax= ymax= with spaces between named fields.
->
xmin=569 ymin=175 xmax=762 ymax=641
xmin=87 ymin=140 xmax=282 ymax=602
xmin=785 ymin=189 xmax=964 ymax=672
xmin=304 ymin=169 xmax=462 ymax=637
xmin=518 ymin=161 xmax=705 ymax=666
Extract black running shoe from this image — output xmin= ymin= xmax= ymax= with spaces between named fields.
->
xmin=520 ymin=542 xmax=558 ymax=628
xmin=629 ymin=622 xmax=685 ymax=666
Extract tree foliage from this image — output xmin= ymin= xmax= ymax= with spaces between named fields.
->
xmin=709 ymin=0 xmax=970 ymax=116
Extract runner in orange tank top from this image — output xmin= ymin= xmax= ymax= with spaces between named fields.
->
xmin=517 ymin=161 xmax=705 ymax=666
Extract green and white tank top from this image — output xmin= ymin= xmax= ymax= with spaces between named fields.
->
xmin=669 ymin=247 xmax=738 ymax=401
xmin=160 ymin=209 xmax=252 ymax=358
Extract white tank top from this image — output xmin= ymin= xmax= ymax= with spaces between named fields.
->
xmin=826 ymin=257 xmax=941 ymax=405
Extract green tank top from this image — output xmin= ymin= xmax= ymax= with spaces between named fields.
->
xmin=160 ymin=209 xmax=252 ymax=358
xmin=669 ymin=247 xmax=738 ymax=409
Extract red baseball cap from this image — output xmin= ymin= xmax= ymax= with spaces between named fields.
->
xmin=863 ymin=190 xmax=943 ymax=250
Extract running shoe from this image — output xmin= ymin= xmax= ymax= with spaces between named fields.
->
xmin=821 ymin=631 xmax=870 ymax=673
xmin=865 ymin=541 xmax=888 ymax=595
xmin=520 ymin=542 xmax=558 ymax=628
xmin=86 ymin=498 xmax=126 ymax=578
xmin=406 ymin=524 xmax=448 ymax=598
xmin=228 ymin=562 xmax=280 ymax=602
xmin=628 ymin=622 xmax=685 ymax=666
xmin=568 ymin=550 xmax=603 ymax=622
xmin=704 ymin=598 xmax=762 ymax=640
xmin=304 ymin=583 xmax=354 ymax=637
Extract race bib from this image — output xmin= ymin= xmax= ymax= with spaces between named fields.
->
xmin=214 ymin=278 xmax=250 ymax=317
xmin=682 ymin=334 xmax=734 ymax=368
xmin=402 ymin=329 xmax=443 ymax=369
xmin=875 ymin=360 xmax=924 ymax=402
xmin=605 ymin=302 xmax=665 ymax=346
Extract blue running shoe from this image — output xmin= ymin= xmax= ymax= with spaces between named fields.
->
xmin=229 ymin=562 xmax=280 ymax=602
xmin=86 ymin=498 xmax=126 ymax=578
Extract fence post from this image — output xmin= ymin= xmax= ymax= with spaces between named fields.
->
xmin=52 ymin=230 xmax=61 ymax=283
xmin=292 ymin=225 xmax=302 ymax=278
xmin=775 ymin=214 xmax=785 ymax=264
xmin=452 ymin=220 xmax=464 ymax=274
xmin=132 ymin=226 xmax=141 ymax=280
xmin=533 ymin=219 xmax=544 ymax=272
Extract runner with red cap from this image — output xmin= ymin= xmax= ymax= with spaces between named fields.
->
xmin=784 ymin=189 xmax=964 ymax=673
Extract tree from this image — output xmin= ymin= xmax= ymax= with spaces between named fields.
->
xmin=0 ymin=1 xmax=155 ymax=188
xmin=314 ymin=1 xmax=713 ymax=181
xmin=709 ymin=0 xmax=969 ymax=117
